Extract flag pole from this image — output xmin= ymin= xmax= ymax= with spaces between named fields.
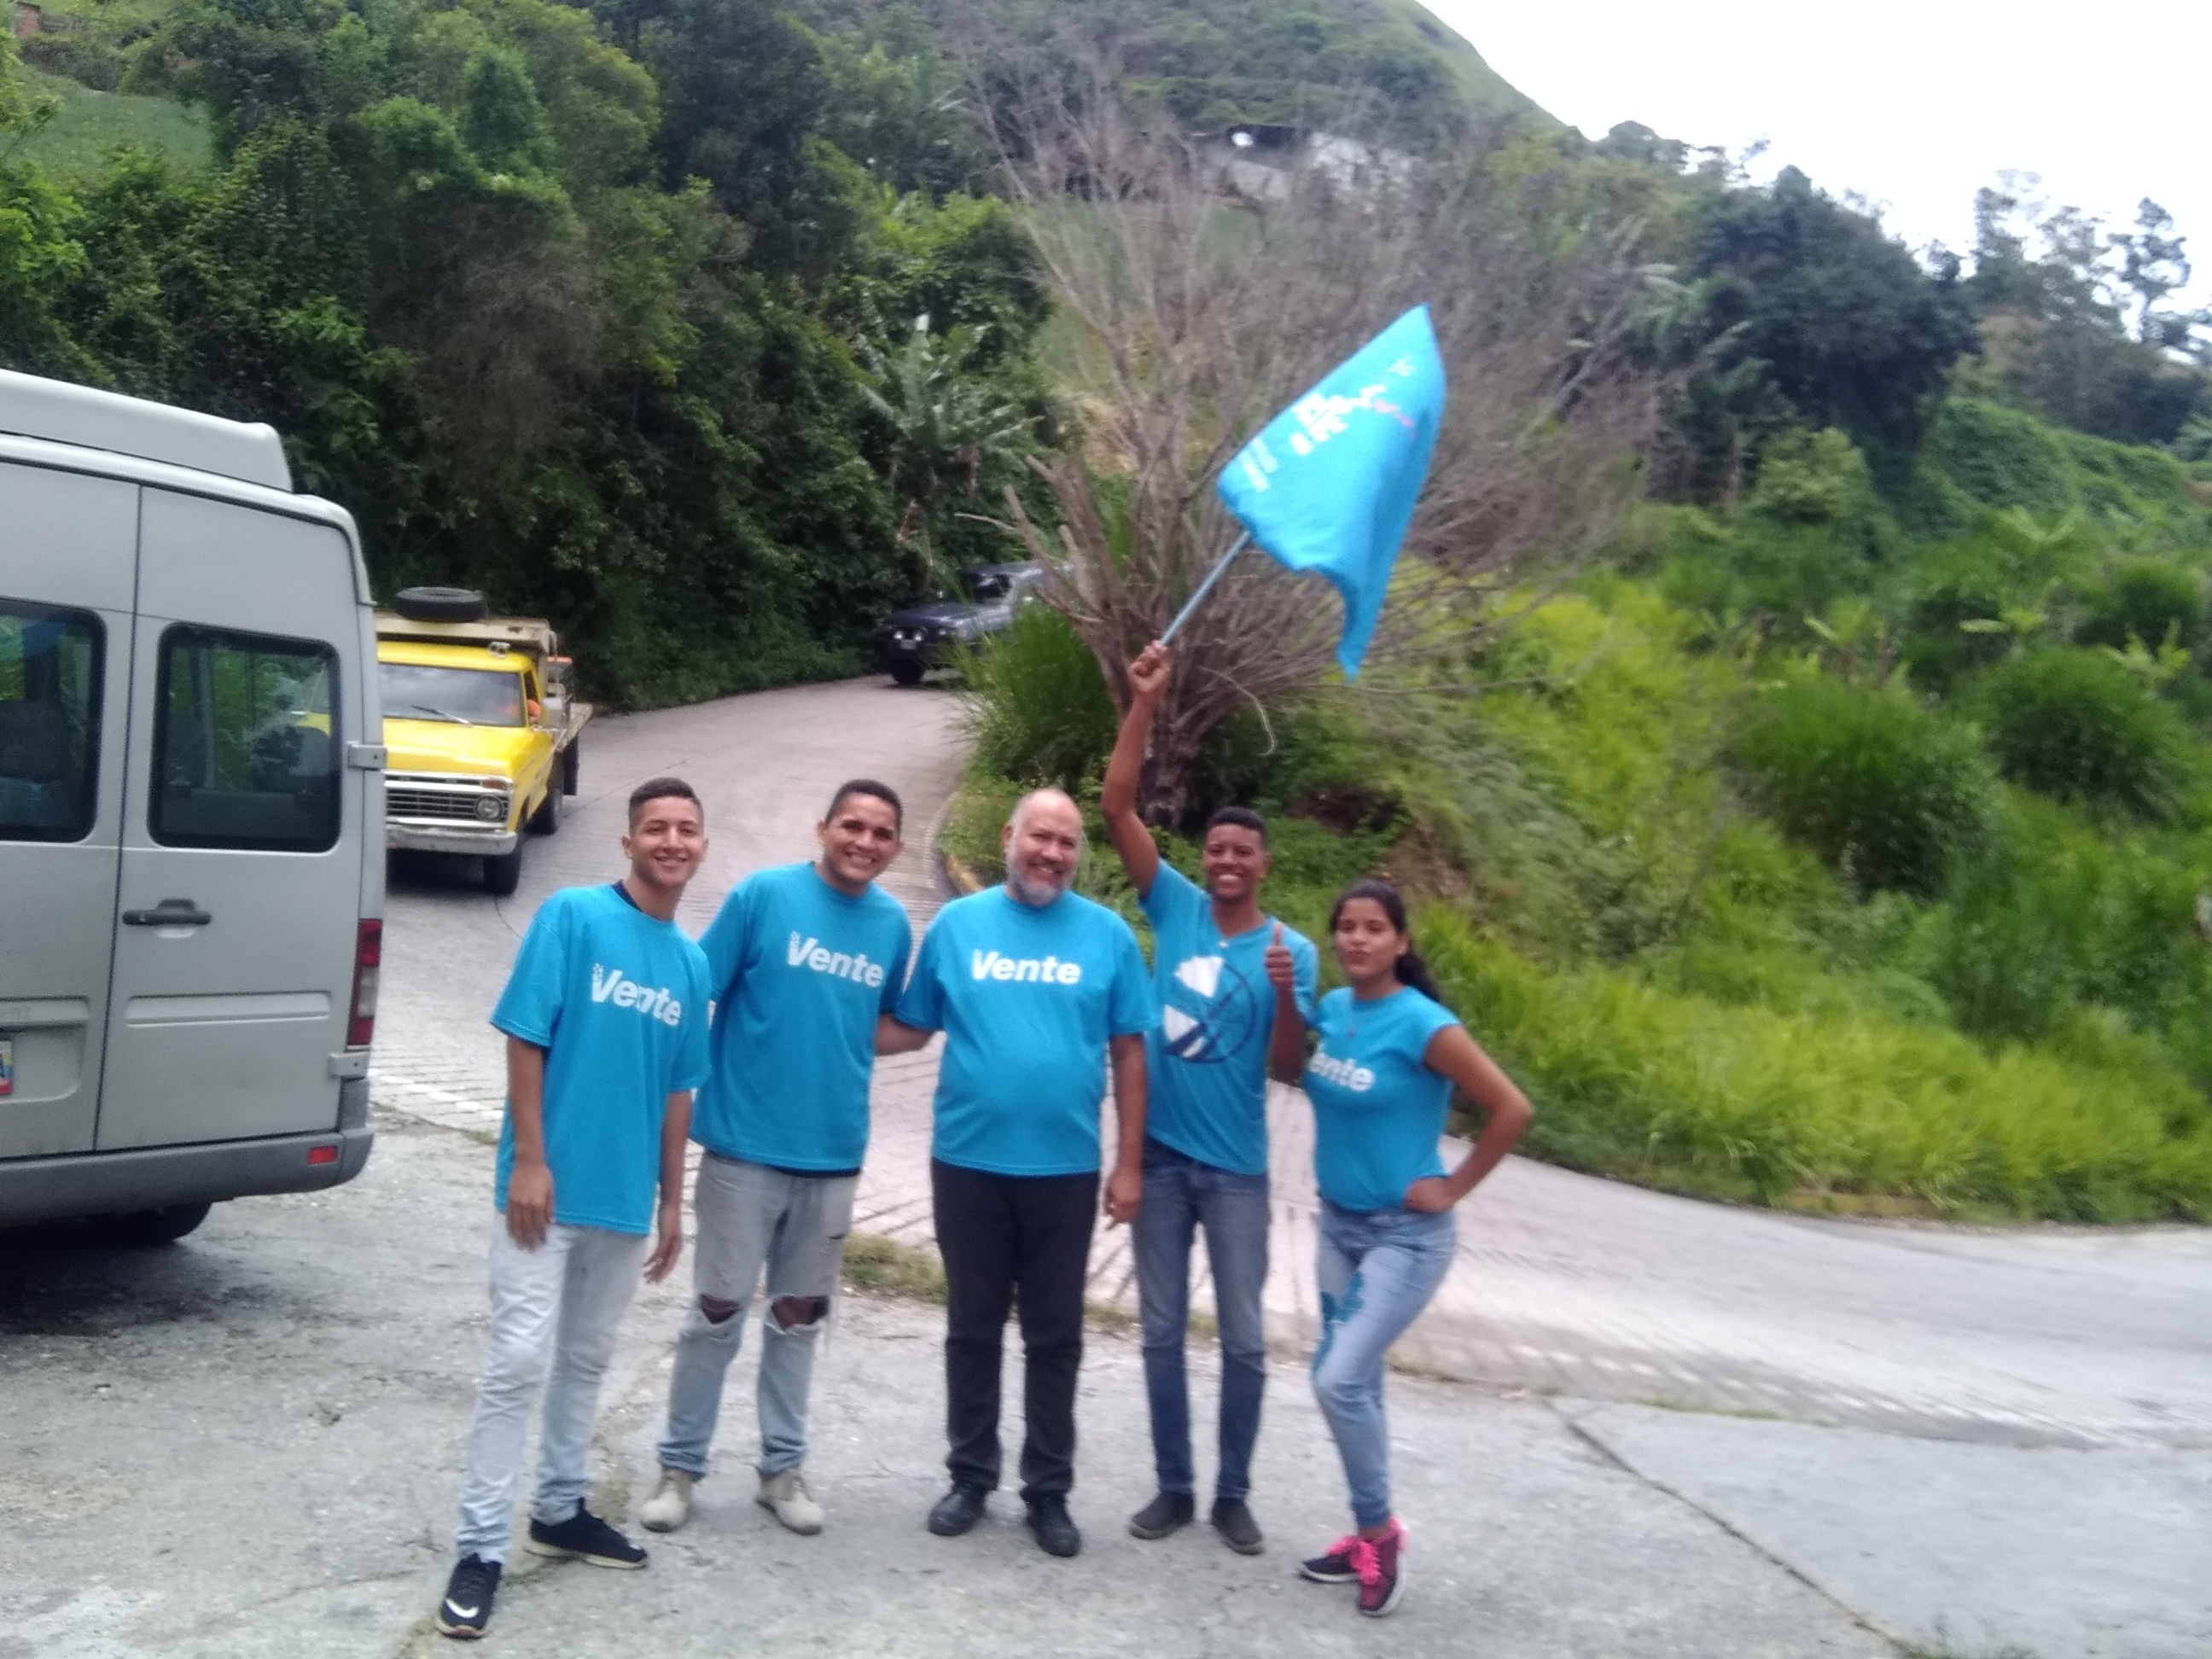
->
xmin=1158 ymin=532 xmax=1250 ymax=646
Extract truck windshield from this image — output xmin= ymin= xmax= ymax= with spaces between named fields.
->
xmin=379 ymin=662 xmax=525 ymax=727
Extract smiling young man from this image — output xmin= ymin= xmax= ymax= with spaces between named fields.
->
xmin=878 ymin=787 xmax=1156 ymax=1559
xmin=1102 ymin=642 xmax=1319 ymax=1557
xmin=436 ymin=778 xmax=713 ymax=1641
xmin=635 ymin=780 xmax=913 ymax=1540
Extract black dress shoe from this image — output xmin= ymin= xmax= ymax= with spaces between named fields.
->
xmin=1025 ymin=1495 xmax=1082 ymax=1557
xmin=928 ymin=1485 xmax=987 ymax=1536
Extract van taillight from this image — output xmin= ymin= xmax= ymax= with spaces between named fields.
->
xmin=348 ymin=918 xmax=382 ymax=1047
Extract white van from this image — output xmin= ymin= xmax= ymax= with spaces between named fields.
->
xmin=0 ymin=370 xmax=381 ymax=1240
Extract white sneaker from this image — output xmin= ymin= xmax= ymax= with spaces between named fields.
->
xmin=757 ymin=1468 xmax=824 ymax=1535
xmin=638 ymin=1468 xmax=694 ymax=1534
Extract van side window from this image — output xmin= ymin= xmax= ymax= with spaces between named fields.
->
xmin=151 ymin=626 xmax=341 ymax=853
xmin=0 ymin=597 xmax=102 ymax=843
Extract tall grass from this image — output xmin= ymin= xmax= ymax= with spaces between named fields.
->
xmin=1423 ymin=909 xmax=2212 ymax=1221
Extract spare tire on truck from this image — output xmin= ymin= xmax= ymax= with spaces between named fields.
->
xmin=392 ymin=585 xmax=489 ymax=623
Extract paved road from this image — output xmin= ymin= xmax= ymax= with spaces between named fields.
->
xmin=372 ymin=676 xmax=2212 ymax=1456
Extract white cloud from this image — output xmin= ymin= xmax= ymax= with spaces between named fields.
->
xmin=1423 ymin=1 xmax=2210 ymax=303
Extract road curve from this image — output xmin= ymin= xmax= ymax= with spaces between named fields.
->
xmin=371 ymin=675 xmax=2212 ymax=1452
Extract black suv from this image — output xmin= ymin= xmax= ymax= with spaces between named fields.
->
xmin=875 ymin=563 xmax=1045 ymax=685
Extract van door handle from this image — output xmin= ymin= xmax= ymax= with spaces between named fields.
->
xmin=123 ymin=899 xmax=213 ymax=927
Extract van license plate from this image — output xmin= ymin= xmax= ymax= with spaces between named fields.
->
xmin=0 ymin=1036 xmax=13 ymax=1097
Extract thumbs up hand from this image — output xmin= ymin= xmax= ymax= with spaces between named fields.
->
xmin=1264 ymin=920 xmax=1297 ymax=992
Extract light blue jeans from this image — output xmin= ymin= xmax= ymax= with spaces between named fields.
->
xmin=456 ymin=1217 xmax=649 ymax=1563
xmin=656 ymin=1154 xmax=857 ymax=1481
xmin=1311 ymin=1199 xmax=1457 ymax=1530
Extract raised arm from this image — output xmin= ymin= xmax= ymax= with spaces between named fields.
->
xmin=1405 ymin=1026 xmax=1534 ymax=1213
xmin=1100 ymin=642 xmax=1171 ymax=900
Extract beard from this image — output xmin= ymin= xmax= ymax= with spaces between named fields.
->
xmin=1007 ymin=864 xmax=1069 ymax=906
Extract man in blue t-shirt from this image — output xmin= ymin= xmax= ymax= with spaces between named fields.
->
xmin=880 ymin=787 xmax=1156 ymax=1560
xmin=1101 ymin=641 xmax=1319 ymax=1557
xmin=435 ymin=778 xmax=713 ymax=1642
xmin=636 ymin=779 xmax=913 ymax=1541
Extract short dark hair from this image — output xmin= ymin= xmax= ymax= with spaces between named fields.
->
xmin=628 ymin=776 xmax=701 ymax=827
xmin=825 ymin=777 xmax=904 ymax=831
xmin=1204 ymin=806 xmax=1269 ymax=847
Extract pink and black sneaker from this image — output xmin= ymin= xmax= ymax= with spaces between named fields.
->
xmin=1356 ymin=1518 xmax=1408 ymax=1617
xmin=1299 ymin=1518 xmax=1409 ymax=1615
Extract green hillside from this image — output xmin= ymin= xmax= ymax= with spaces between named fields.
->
xmin=9 ymin=67 xmax=212 ymax=180
xmin=952 ymin=0 xmax=1546 ymax=137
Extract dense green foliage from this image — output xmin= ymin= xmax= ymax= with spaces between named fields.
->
xmin=973 ymin=0 xmax=1537 ymax=140
xmin=948 ymin=403 xmax=2212 ymax=1221
xmin=0 ymin=0 xmax=1051 ymax=702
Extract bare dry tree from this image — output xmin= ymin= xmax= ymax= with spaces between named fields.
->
xmin=981 ymin=65 xmax=1672 ymax=822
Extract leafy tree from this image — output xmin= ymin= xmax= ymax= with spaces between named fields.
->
xmin=1688 ymin=166 xmax=1977 ymax=481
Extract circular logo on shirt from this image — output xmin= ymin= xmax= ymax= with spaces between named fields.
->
xmin=1160 ymin=952 xmax=1260 ymax=1066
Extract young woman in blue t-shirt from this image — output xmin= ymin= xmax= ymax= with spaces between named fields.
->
xmin=1266 ymin=878 xmax=1533 ymax=1619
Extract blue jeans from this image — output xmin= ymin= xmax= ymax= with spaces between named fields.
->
xmin=1132 ymin=1138 xmax=1272 ymax=1504
xmin=1311 ymin=1199 xmax=1457 ymax=1530
xmin=656 ymin=1155 xmax=857 ymax=1481
xmin=457 ymin=1218 xmax=649 ymax=1562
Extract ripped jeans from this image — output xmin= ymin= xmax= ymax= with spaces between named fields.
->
xmin=655 ymin=1154 xmax=857 ymax=1481
xmin=1310 ymin=1199 xmax=1457 ymax=1529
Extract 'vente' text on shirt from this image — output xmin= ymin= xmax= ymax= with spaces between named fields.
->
xmin=589 ymin=963 xmax=685 ymax=1026
xmin=969 ymin=950 xmax=1083 ymax=985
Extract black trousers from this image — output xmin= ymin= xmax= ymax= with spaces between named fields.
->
xmin=931 ymin=1158 xmax=1099 ymax=1501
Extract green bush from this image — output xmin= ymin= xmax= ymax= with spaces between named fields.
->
xmin=1919 ymin=792 xmax=2212 ymax=1045
xmin=20 ymin=34 xmax=125 ymax=92
xmin=1423 ymin=911 xmax=2212 ymax=1220
xmin=1972 ymin=647 xmax=2195 ymax=818
xmin=953 ymin=603 xmax=1117 ymax=792
xmin=1734 ymin=674 xmax=1993 ymax=896
xmin=2073 ymin=556 xmax=2206 ymax=654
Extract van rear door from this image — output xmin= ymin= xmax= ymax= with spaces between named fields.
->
xmin=96 ymin=488 xmax=365 ymax=1150
xmin=0 ymin=463 xmax=137 ymax=1160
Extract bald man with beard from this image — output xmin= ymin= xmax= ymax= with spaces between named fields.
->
xmin=877 ymin=789 xmax=1157 ymax=1558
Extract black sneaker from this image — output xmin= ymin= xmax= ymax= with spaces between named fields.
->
xmin=436 ymin=1554 xmax=501 ymax=1640
xmin=1025 ymin=1494 xmax=1082 ymax=1557
xmin=1210 ymin=1498 xmax=1265 ymax=1555
xmin=1127 ymin=1490 xmax=1195 ymax=1540
xmin=927 ymin=1484 xmax=988 ymax=1536
xmin=524 ymin=1504 xmax=649 ymax=1569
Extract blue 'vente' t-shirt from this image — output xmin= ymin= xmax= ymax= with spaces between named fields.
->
xmin=1303 ymin=984 xmax=1460 ymax=1214
xmin=1140 ymin=863 xmax=1318 ymax=1176
xmin=691 ymin=860 xmax=912 ymax=1172
xmin=490 ymin=882 xmax=713 ymax=1234
xmin=897 ymin=885 xmax=1158 ymax=1176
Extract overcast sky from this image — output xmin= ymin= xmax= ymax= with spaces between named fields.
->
xmin=1423 ymin=1 xmax=2209 ymax=305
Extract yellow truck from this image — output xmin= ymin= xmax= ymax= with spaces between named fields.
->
xmin=374 ymin=588 xmax=591 ymax=894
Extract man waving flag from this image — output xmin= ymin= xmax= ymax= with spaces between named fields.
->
xmin=1212 ymin=305 xmax=1446 ymax=678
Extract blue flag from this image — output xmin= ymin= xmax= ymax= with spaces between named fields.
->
xmin=1215 ymin=305 xmax=1446 ymax=678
